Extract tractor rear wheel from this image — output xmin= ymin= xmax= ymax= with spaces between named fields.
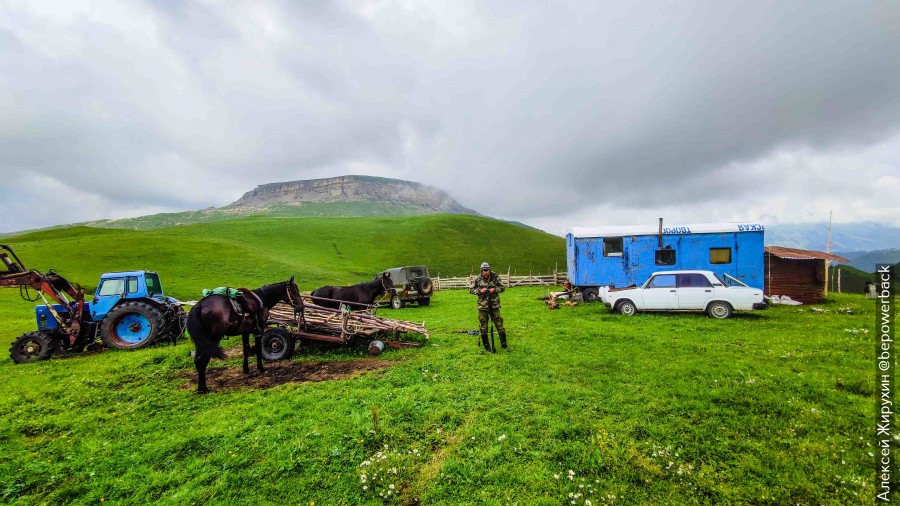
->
xmin=10 ymin=331 xmax=56 ymax=363
xmin=101 ymin=302 xmax=165 ymax=350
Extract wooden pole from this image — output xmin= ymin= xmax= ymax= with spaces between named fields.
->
xmin=824 ymin=210 xmax=832 ymax=296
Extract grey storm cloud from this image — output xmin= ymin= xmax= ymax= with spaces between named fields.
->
xmin=0 ymin=0 xmax=898 ymax=233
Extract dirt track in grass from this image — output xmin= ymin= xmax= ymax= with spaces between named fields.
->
xmin=176 ymin=347 xmax=396 ymax=391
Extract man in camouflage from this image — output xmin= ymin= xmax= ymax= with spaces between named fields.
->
xmin=469 ymin=261 xmax=507 ymax=351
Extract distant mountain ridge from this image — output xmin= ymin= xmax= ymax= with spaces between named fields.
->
xmin=229 ymin=175 xmax=477 ymax=215
xmin=766 ymin=222 xmax=900 ymax=252
xmin=0 ymin=176 xmax=479 ymax=235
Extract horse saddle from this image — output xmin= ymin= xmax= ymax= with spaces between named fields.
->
xmin=233 ymin=288 xmax=265 ymax=333
xmin=202 ymin=287 xmax=265 ymax=333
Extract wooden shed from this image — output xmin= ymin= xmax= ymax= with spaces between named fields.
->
xmin=764 ymin=246 xmax=849 ymax=304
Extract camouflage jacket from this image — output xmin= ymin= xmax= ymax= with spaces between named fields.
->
xmin=469 ymin=272 xmax=506 ymax=309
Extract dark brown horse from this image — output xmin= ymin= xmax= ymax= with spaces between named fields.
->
xmin=187 ymin=278 xmax=300 ymax=393
xmin=311 ymin=273 xmax=394 ymax=310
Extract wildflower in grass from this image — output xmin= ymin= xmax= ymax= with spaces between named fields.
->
xmin=389 ymin=484 xmax=395 ymax=490
xmin=568 ymin=469 xmax=575 ymax=480
xmin=498 ymin=434 xmax=507 ymax=441
xmin=554 ymin=474 xmax=560 ymax=479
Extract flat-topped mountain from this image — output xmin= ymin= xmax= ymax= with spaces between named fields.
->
xmin=228 ymin=175 xmax=477 ymax=215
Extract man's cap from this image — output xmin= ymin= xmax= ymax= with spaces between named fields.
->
xmin=480 ymin=262 xmax=490 ymax=270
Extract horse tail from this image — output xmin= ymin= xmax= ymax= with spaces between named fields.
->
xmin=187 ymin=304 xmax=226 ymax=360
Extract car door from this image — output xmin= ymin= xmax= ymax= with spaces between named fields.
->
xmin=642 ymin=274 xmax=678 ymax=309
xmin=677 ymin=273 xmax=713 ymax=310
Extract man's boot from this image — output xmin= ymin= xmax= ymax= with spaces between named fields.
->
xmin=481 ymin=333 xmax=492 ymax=352
xmin=500 ymin=332 xmax=509 ymax=351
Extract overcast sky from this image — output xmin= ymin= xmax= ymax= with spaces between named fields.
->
xmin=1 ymin=0 xmax=898 ymax=235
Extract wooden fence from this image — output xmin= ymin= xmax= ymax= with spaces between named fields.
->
xmin=433 ymin=272 xmax=568 ymax=290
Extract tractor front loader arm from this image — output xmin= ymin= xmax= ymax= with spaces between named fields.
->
xmin=0 ymin=245 xmax=85 ymax=344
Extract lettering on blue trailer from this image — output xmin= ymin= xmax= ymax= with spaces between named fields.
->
xmin=737 ymin=224 xmax=765 ymax=232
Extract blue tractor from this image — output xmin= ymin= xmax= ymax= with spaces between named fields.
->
xmin=1 ymin=245 xmax=186 ymax=363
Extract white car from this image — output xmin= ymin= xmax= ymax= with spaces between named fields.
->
xmin=602 ymin=270 xmax=767 ymax=319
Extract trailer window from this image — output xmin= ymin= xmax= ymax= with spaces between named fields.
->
xmin=710 ymin=248 xmax=732 ymax=264
xmin=603 ymin=237 xmax=623 ymax=257
xmin=98 ymin=278 xmax=125 ymax=296
xmin=655 ymin=248 xmax=676 ymax=266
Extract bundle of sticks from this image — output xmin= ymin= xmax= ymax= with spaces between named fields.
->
xmin=268 ymin=302 xmax=429 ymax=339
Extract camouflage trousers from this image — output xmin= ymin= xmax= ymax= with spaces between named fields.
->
xmin=478 ymin=307 xmax=505 ymax=335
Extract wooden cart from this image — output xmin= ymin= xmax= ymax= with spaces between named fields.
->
xmin=261 ymin=295 xmax=429 ymax=359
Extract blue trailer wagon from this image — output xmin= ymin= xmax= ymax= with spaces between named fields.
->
xmin=566 ymin=222 xmax=765 ymax=301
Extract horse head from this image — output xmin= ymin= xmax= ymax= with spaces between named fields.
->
xmin=378 ymin=272 xmax=396 ymax=297
xmin=282 ymin=276 xmax=301 ymax=308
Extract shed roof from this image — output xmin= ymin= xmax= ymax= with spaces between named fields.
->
xmin=764 ymin=246 xmax=848 ymax=263
xmin=567 ymin=222 xmax=765 ymax=238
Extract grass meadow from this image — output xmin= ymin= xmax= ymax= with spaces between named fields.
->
xmin=0 ymin=283 xmax=880 ymax=505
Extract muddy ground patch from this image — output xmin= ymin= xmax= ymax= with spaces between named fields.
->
xmin=176 ymin=347 xmax=396 ymax=391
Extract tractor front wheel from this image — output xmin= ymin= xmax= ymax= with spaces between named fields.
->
xmin=101 ymin=302 xmax=165 ymax=350
xmin=10 ymin=331 xmax=56 ymax=363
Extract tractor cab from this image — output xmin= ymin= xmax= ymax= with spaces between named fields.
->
xmin=91 ymin=271 xmax=168 ymax=321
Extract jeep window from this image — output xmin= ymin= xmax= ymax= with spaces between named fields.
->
xmin=126 ymin=276 xmax=139 ymax=294
xmin=710 ymin=247 xmax=732 ymax=264
xmin=655 ymin=248 xmax=676 ymax=265
xmin=677 ymin=273 xmax=712 ymax=288
xmin=409 ymin=268 xmax=423 ymax=277
xmin=145 ymin=273 xmax=161 ymax=296
xmin=98 ymin=278 xmax=125 ymax=296
xmin=646 ymin=274 xmax=676 ymax=288
xmin=603 ymin=237 xmax=623 ymax=257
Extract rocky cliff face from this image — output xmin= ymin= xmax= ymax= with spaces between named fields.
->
xmin=228 ymin=175 xmax=477 ymax=214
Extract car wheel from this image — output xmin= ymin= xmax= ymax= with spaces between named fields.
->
xmin=582 ymin=288 xmax=600 ymax=302
xmin=707 ymin=301 xmax=733 ymax=319
xmin=390 ymin=295 xmax=404 ymax=309
xmin=617 ymin=300 xmax=638 ymax=316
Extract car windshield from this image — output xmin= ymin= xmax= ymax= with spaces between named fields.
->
xmin=714 ymin=273 xmax=729 ymax=286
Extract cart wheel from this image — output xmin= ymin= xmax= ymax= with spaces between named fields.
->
xmin=390 ymin=295 xmax=404 ymax=309
xmin=261 ymin=327 xmax=296 ymax=361
xmin=368 ymin=340 xmax=385 ymax=356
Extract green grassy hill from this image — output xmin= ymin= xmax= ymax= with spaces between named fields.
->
xmin=0 ymin=214 xmax=884 ymax=503
xmin=2 ymin=214 xmax=565 ymax=298
xmin=829 ymin=264 xmax=874 ymax=294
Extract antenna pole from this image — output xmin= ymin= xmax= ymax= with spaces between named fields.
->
xmin=824 ymin=210 xmax=833 ymax=296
